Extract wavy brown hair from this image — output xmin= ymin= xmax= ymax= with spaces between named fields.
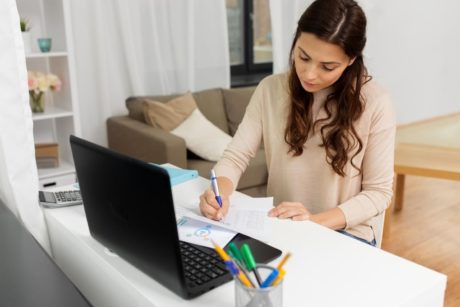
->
xmin=285 ymin=0 xmax=370 ymax=176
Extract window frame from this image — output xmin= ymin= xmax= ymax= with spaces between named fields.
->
xmin=230 ymin=0 xmax=273 ymax=80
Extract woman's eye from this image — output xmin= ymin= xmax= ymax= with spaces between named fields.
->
xmin=322 ymin=66 xmax=334 ymax=72
xmin=300 ymin=56 xmax=310 ymax=62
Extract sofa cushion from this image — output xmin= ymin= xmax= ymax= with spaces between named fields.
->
xmin=143 ymin=94 xmax=197 ymax=131
xmin=222 ymin=86 xmax=256 ymax=136
xmin=170 ymin=109 xmax=232 ymax=161
xmin=192 ymin=89 xmax=229 ymax=134
xmin=127 ymin=94 xmax=180 ymax=123
xmin=126 ymin=88 xmax=230 ymax=134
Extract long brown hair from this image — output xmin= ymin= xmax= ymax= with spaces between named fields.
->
xmin=285 ymin=0 xmax=370 ymax=176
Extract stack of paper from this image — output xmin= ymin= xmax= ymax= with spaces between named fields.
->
xmin=175 ymin=196 xmax=274 ymax=248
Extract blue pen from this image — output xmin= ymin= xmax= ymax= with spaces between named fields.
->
xmin=210 ymin=169 xmax=223 ymax=207
xmin=260 ymin=268 xmax=279 ymax=288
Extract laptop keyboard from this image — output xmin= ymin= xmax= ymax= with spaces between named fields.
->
xmin=179 ymin=241 xmax=229 ymax=288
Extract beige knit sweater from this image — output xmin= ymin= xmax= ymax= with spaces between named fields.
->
xmin=215 ymin=73 xmax=396 ymax=242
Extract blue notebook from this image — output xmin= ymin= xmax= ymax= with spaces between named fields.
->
xmin=151 ymin=164 xmax=199 ymax=186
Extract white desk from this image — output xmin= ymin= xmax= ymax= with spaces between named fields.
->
xmin=44 ymin=177 xmax=446 ymax=307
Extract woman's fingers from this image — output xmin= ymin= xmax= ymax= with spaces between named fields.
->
xmin=199 ymin=194 xmax=217 ymax=219
xmin=268 ymin=202 xmax=311 ymax=221
xmin=292 ymin=213 xmax=310 ymax=221
xmin=199 ymin=194 xmax=220 ymax=220
xmin=199 ymin=189 xmax=229 ymax=220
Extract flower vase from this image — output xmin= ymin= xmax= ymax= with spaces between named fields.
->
xmin=22 ymin=32 xmax=32 ymax=54
xmin=30 ymin=91 xmax=45 ymax=113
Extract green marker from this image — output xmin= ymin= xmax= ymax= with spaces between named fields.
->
xmin=227 ymin=248 xmax=255 ymax=288
xmin=241 ymin=243 xmax=262 ymax=287
xmin=228 ymin=242 xmax=243 ymax=264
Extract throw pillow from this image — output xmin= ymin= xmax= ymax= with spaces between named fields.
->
xmin=171 ymin=108 xmax=232 ymax=161
xmin=142 ymin=93 xmax=232 ymax=161
xmin=143 ymin=93 xmax=197 ymax=131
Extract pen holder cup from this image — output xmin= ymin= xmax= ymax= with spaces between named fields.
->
xmin=235 ymin=279 xmax=283 ymax=307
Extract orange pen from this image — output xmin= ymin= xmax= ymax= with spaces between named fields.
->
xmin=272 ymin=268 xmax=286 ymax=286
xmin=276 ymin=252 xmax=291 ymax=271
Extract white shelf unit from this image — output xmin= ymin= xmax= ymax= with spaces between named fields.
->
xmin=17 ymin=0 xmax=81 ymax=189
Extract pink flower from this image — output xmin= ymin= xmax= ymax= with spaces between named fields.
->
xmin=47 ymin=74 xmax=62 ymax=92
xmin=27 ymin=70 xmax=61 ymax=93
xmin=28 ymin=77 xmax=38 ymax=90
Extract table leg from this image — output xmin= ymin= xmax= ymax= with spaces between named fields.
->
xmin=383 ymin=173 xmax=405 ymax=241
xmin=394 ymin=174 xmax=406 ymax=211
xmin=383 ymin=203 xmax=392 ymax=241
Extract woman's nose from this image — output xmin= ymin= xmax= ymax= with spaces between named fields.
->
xmin=303 ymin=64 xmax=318 ymax=81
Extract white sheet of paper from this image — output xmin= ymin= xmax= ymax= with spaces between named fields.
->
xmin=175 ymin=196 xmax=274 ymax=242
xmin=176 ymin=216 xmax=236 ymax=248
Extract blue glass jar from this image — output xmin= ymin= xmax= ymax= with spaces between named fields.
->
xmin=37 ymin=38 xmax=52 ymax=52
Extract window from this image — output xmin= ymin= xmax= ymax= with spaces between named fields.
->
xmin=226 ymin=0 xmax=273 ymax=86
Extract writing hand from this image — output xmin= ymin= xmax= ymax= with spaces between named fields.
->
xmin=268 ymin=201 xmax=311 ymax=221
xmin=199 ymin=188 xmax=229 ymax=221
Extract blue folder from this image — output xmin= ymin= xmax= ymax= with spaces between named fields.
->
xmin=152 ymin=164 xmax=199 ymax=186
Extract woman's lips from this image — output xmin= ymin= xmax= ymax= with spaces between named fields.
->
xmin=302 ymin=81 xmax=316 ymax=88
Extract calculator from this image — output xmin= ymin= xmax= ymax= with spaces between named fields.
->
xmin=39 ymin=190 xmax=83 ymax=208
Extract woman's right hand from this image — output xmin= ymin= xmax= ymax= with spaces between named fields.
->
xmin=199 ymin=188 xmax=229 ymax=221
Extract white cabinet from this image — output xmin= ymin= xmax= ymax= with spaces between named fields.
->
xmin=17 ymin=0 xmax=81 ymax=188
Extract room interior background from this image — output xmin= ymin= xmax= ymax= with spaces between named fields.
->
xmin=1 ymin=0 xmax=460 ymax=247
xmin=68 ymin=0 xmax=230 ymax=146
xmin=69 ymin=0 xmax=460 ymax=146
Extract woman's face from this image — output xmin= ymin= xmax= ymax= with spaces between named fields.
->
xmin=294 ymin=32 xmax=354 ymax=93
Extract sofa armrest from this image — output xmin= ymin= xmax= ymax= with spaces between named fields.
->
xmin=106 ymin=116 xmax=187 ymax=168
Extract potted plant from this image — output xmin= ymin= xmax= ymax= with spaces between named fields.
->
xmin=20 ymin=17 xmax=32 ymax=53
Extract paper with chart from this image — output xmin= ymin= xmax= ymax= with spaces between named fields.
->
xmin=175 ymin=196 xmax=274 ymax=242
xmin=176 ymin=215 xmax=237 ymax=248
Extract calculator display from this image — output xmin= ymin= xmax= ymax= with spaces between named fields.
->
xmin=43 ymin=192 xmax=56 ymax=203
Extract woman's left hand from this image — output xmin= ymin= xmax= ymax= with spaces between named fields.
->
xmin=268 ymin=202 xmax=312 ymax=221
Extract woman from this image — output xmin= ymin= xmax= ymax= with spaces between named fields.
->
xmin=200 ymin=0 xmax=395 ymax=246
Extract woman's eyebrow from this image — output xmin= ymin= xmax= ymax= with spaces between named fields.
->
xmin=298 ymin=46 xmax=341 ymax=65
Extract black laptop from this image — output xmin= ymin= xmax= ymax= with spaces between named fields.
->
xmin=69 ymin=135 xmax=281 ymax=299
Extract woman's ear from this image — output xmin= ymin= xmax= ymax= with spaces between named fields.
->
xmin=348 ymin=57 xmax=356 ymax=66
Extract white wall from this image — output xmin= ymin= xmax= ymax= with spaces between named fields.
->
xmin=362 ymin=0 xmax=460 ymax=124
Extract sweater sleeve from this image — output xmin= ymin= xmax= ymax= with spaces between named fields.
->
xmin=338 ymin=92 xmax=396 ymax=228
xmin=213 ymin=81 xmax=265 ymax=189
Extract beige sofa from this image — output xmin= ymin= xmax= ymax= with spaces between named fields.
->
xmin=106 ymin=86 xmax=268 ymax=197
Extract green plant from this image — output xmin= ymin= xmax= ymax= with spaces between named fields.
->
xmin=20 ymin=17 xmax=30 ymax=32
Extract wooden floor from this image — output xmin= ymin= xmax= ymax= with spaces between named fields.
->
xmin=382 ymin=175 xmax=460 ymax=307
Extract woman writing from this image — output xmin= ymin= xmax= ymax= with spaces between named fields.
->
xmin=200 ymin=0 xmax=395 ymax=246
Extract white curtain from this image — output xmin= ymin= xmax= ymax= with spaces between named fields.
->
xmin=68 ymin=0 xmax=230 ymax=145
xmin=0 ymin=0 xmax=50 ymax=251
xmin=269 ymin=0 xmax=311 ymax=73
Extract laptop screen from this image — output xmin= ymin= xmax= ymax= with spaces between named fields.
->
xmin=70 ymin=135 xmax=188 ymax=297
